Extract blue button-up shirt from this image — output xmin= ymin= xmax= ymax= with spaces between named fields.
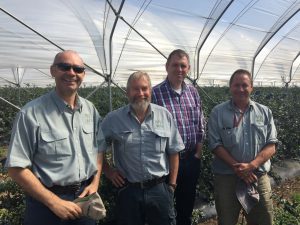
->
xmin=152 ymin=79 xmax=205 ymax=150
xmin=101 ymin=103 xmax=184 ymax=183
xmin=208 ymin=99 xmax=278 ymax=174
xmin=5 ymin=90 xmax=106 ymax=187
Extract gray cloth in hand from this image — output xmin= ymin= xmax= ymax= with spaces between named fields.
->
xmin=236 ymin=179 xmax=260 ymax=214
xmin=74 ymin=192 xmax=106 ymax=220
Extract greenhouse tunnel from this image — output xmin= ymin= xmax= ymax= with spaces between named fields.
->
xmin=0 ymin=1 xmax=300 ymax=224
xmin=0 ymin=0 xmax=299 ymax=89
xmin=0 ymin=0 xmax=300 ymax=109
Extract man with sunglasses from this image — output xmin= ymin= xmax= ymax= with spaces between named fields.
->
xmin=5 ymin=50 xmax=106 ymax=225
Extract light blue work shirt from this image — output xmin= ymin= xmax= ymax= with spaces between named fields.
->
xmin=208 ymin=99 xmax=278 ymax=174
xmin=5 ymin=90 xmax=106 ymax=187
xmin=101 ymin=103 xmax=185 ymax=183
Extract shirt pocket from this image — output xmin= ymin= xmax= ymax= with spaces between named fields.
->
xmin=82 ymin=123 xmax=95 ymax=153
xmin=220 ymin=128 xmax=238 ymax=149
xmin=40 ymin=130 xmax=70 ymax=160
xmin=114 ymin=130 xmax=133 ymax=152
xmin=252 ymin=124 xmax=267 ymax=145
xmin=151 ymin=129 xmax=170 ymax=153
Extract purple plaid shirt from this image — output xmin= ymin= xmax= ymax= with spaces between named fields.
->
xmin=152 ymin=79 xmax=205 ymax=150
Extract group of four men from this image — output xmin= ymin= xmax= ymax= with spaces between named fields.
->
xmin=5 ymin=49 xmax=277 ymax=225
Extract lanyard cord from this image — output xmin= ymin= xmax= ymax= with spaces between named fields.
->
xmin=233 ymin=111 xmax=244 ymax=127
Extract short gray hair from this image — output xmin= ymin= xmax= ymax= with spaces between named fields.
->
xmin=126 ymin=71 xmax=152 ymax=91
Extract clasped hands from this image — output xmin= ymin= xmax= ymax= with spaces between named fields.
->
xmin=233 ymin=162 xmax=258 ymax=185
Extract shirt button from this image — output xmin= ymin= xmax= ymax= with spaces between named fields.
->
xmin=246 ymin=142 xmax=249 ymax=145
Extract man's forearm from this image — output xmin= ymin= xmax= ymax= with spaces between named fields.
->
xmin=168 ymin=153 xmax=179 ymax=185
xmin=194 ymin=143 xmax=203 ymax=159
xmin=213 ymin=145 xmax=239 ymax=169
xmin=8 ymin=167 xmax=60 ymax=208
xmin=102 ymin=154 xmax=113 ymax=176
xmin=250 ymin=143 xmax=276 ymax=169
xmin=90 ymin=152 xmax=104 ymax=188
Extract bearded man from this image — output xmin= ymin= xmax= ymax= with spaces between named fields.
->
xmin=101 ymin=71 xmax=184 ymax=225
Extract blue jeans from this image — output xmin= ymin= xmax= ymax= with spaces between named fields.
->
xmin=24 ymin=185 xmax=96 ymax=225
xmin=175 ymin=153 xmax=201 ymax=225
xmin=116 ymin=182 xmax=176 ymax=225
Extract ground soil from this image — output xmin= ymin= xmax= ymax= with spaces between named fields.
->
xmin=198 ymin=176 xmax=300 ymax=225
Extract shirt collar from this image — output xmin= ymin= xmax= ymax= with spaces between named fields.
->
xmin=165 ymin=78 xmax=188 ymax=94
xmin=50 ymin=89 xmax=82 ymax=113
xmin=126 ymin=103 xmax=153 ymax=118
xmin=228 ymin=99 xmax=254 ymax=112
xmin=74 ymin=96 xmax=83 ymax=112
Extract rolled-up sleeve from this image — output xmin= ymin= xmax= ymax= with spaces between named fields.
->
xmin=208 ymin=107 xmax=223 ymax=151
xmin=96 ymin=121 xmax=107 ymax=153
xmin=266 ymin=109 xmax=278 ymax=144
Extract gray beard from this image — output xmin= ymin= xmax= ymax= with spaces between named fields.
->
xmin=130 ymin=99 xmax=150 ymax=115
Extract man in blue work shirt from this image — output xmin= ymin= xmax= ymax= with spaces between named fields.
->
xmin=208 ymin=69 xmax=278 ymax=225
xmin=101 ymin=71 xmax=185 ymax=225
xmin=5 ymin=50 xmax=106 ymax=225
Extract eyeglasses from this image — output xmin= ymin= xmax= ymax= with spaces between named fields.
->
xmin=55 ymin=63 xmax=85 ymax=74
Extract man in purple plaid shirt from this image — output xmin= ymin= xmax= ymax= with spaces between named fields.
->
xmin=152 ymin=49 xmax=205 ymax=225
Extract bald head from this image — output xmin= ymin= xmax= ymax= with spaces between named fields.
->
xmin=52 ymin=50 xmax=84 ymax=66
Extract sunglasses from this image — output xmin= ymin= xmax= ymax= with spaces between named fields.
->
xmin=55 ymin=63 xmax=85 ymax=74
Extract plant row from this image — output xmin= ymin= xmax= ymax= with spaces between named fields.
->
xmin=0 ymin=86 xmax=299 ymax=224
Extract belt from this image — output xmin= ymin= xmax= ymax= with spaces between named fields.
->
xmin=46 ymin=176 xmax=93 ymax=194
xmin=126 ymin=176 xmax=166 ymax=189
xmin=179 ymin=149 xmax=193 ymax=159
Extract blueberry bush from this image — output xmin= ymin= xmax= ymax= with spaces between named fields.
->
xmin=0 ymin=85 xmax=299 ymax=225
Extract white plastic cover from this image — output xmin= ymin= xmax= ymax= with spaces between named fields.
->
xmin=0 ymin=0 xmax=299 ymax=87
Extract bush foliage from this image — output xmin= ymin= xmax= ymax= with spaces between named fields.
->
xmin=0 ymin=85 xmax=299 ymax=225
